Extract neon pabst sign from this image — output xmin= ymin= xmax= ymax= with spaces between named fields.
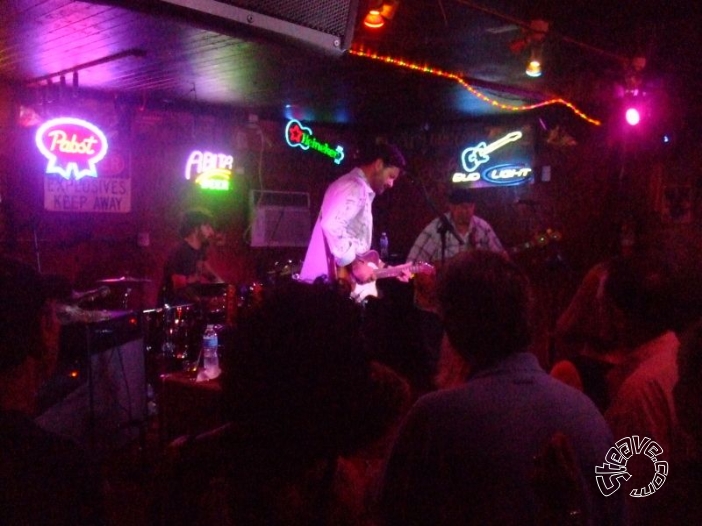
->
xmin=285 ymin=119 xmax=344 ymax=165
xmin=35 ymin=117 xmax=108 ymax=180
xmin=185 ymin=150 xmax=233 ymax=191
xmin=452 ymin=130 xmax=532 ymax=186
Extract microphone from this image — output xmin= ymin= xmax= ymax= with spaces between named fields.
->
xmin=71 ymin=286 xmax=110 ymax=304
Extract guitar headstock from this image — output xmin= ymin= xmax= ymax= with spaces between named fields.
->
xmin=413 ymin=261 xmax=436 ymax=275
xmin=510 ymin=228 xmax=563 ymax=255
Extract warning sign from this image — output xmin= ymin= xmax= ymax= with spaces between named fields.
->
xmin=44 ymin=175 xmax=131 ymax=213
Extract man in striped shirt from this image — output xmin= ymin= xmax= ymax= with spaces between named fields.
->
xmin=407 ymin=187 xmax=506 ymax=265
xmin=407 ymin=187 xmax=507 ymax=392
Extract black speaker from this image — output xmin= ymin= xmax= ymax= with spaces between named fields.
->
xmin=160 ymin=0 xmax=359 ymax=53
xmin=35 ymin=314 xmax=146 ymax=459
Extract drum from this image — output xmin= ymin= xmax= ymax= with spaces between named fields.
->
xmin=163 ymin=303 xmax=204 ymax=360
xmin=142 ymin=303 xmax=204 ymax=364
xmin=142 ymin=307 xmax=166 ymax=355
xmin=141 ymin=305 xmax=206 ymax=398
xmin=190 ymin=282 xmax=231 ymax=326
xmin=241 ymin=281 xmax=265 ymax=309
xmin=202 ymin=293 xmax=228 ymax=326
xmin=266 ymin=259 xmax=302 ymax=285
xmin=201 ymin=282 xmax=260 ymax=326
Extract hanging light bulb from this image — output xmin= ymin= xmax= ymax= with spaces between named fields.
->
xmin=525 ymin=46 xmax=543 ymax=78
xmin=363 ymin=1 xmax=400 ymax=29
xmin=526 ymin=59 xmax=542 ymax=78
xmin=364 ymin=9 xmax=385 ymax=29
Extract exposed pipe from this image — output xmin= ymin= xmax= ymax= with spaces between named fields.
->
xmin=26 ymin=48 xmax=147 ymax=86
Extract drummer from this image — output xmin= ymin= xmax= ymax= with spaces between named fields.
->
xmin=159 ymin=208 xmax=223 ymax=306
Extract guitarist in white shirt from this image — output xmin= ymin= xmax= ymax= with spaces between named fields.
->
xmin=299 ymin=142 xmax=411 ymax=291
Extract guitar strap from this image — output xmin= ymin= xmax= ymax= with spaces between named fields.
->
xmin=468 ymin=227 xmax=477 ymax=249
xmin=323 ymin=235 xmax=338 ymax=282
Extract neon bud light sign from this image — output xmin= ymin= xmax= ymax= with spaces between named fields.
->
xmin=184 ymin=150 xmax=233 ymax=191
xmin=35 ymin=117 xmax=108 ymax=180
xmin=285 ymin=119 xmax=344 ymax=165
xmin=461 ymin=131 xmax=522 ymax=173
xmin=452 ymin=130 xmax=532 ymax=186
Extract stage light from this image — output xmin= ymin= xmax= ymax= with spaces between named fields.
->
xmin=363 ymin=0 xmax=400 ymax=30
xmin=525 ymin=44 xmax=543 ymax=78
xmin=380 ymin=0 xmax=400 ymax=20
xmin=525 ymin=58 xmax=542 ymax=78
xmin=625 ymin=107 xmax=641 ymax=126
xmin=364 ymin=9 xmax=385 ymax=29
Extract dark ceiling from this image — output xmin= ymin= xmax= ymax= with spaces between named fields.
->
xmin=1 ymin=0 xmax=699 ymax=129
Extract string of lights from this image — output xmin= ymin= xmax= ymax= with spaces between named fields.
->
xmin=349 ymin=48 xmax=601 ymax=126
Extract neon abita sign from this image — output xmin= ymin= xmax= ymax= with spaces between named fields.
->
xmin=185 ymin=150 xmax=233 ymax=191
xmin=452 ymin=130 xmax=533 ymax=186
xmin=35 ymin=117 xmax=108 ymax=180
xmin=285 ymin=119 xmax=344 ymax=165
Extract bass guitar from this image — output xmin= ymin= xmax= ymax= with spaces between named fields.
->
xmin=337 ymin=250 xmax=435 ymax=303
xmin=413 ymin=228 xmax=563 ymax=312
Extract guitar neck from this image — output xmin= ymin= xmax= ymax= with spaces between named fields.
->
xmin=373 ymin=263 xmax=421 ymax=280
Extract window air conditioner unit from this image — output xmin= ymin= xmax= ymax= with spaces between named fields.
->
xmin=249 ymin=190 xmax=311 ymax=247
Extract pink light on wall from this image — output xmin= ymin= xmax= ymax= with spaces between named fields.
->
xmin=625 ymin=107 xmax=641 ymax=126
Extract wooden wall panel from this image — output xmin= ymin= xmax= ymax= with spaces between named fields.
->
xmin=2 ymin=88 xmax=701 ymax=368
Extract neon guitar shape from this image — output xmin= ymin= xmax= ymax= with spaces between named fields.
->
xmin=338 ymin=250 xmax=435 ymax=303
xmin=285 ymin=118 xmax=345 ymax=164
xmin=461 ymin=131 xmax=523 ymax=173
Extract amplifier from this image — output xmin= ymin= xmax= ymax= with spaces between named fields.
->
xmin=59 ymin=310 xmax=142 ymax=359
xmin=35 ymin=311 xmax=146 ymax=458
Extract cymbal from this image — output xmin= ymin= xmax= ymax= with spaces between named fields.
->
xmin=97 ymin=276 xmax=152 ymax=284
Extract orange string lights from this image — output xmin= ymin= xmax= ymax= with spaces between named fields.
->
xmin=348 ymin=48 xmax=601 ymax=126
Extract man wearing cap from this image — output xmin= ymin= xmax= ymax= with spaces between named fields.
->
xmin=159 ymin=207 xmax=223 ymax=306
xmin=0 ymin=257 xmax=104 ymax=524
xmin=407 ymin=187 xmax=507 ymax=265
xmin=406 ymin=187 xmax=507 ymax=391
xmin=300 ymin=142 xmax=407 ymax=286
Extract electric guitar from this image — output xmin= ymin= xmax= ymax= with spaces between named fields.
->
xmin=508 ymin=228 xmax=562 ymax=254
xmin=337 ymin=250 xmax=435 ymax=303
xmin=413 ymin=228 xmax=563 ymax=312
xmin=461 ymin=131 xmax=523 ymax=173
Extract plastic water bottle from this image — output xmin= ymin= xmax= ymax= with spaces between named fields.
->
xmin=201 ymin=324 xmax=221 ymax=380
xmin=379 ymin=232 xmax=389 ymax=260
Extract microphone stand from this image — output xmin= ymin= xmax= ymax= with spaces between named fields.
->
xmin=407 ymin=172 xmax=463 ymax=264
xmin=31 ymin=218 xmax=42 ymax=273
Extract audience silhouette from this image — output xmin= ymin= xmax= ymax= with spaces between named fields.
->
xmin=378 ymin=250 xmax=623 ymax=525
